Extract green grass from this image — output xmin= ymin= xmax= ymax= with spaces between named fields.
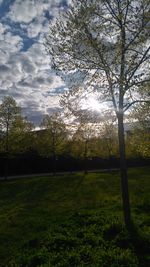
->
xmin=0 ymin=167 xmax=149 ymax=266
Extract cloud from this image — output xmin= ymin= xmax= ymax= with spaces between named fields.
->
xmin=0 ymin=25 xmax=23 ymax=65
xmin=0 ymin=64 xmax=10 ymax=72
xmin=0 ymin=41 xmax=49 ymax=89
xmin=1 ymin=40 xmax=64 ymax=125
xmin=7 ymin=0 xmax=69 ymax=24
xmin=0 ymin=89 xmax=8 ymax=97
xmin=27 ymin=15 xmax=49 ymax=38
xmin=0 ymin=0 xmax=72 ymax=124
xmin=21 ymin=104 xmax=45 ymax=125
xmin=7 ymin=0 xmax=44 ymax=23
xmin=0 ymin=22 xmax=7 ymax=34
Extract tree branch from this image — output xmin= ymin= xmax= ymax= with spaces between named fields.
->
xmin=123 ymin=0 xmax=130 ymax=25
xmin=104 ymin=0 xmax=120 ymax=24
xmin=126 ymin=45 xmax=150 ymax=85
xmin=127 ymin=79 xmax=150 ymax=90
xmin=124 ymin=100 xmax=150 ymax=112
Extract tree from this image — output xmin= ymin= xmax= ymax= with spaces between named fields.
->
xmin=73 ymin=119 xmax=96 ymax=173
xmin=46 ymin=0 xmax=150 ymax=229
xmin=61 ymin=87 xmax=103 ymax=170
xmin=126 ymin=127 xmax=150 ymax=158
xmin=0 ymin=96 xmax=21 ymax=179
xmin=9 ymin=116 xmax=34 ymax=154
xmin=126 ymin=97 xmax=150 ymax=158
xmin=98 ymin=113 xmax=118 ymax=159
xmin=130 ymin=102 xmax=150 ymax=129
xmin=40 ymin=112 xmax=68 ymax=174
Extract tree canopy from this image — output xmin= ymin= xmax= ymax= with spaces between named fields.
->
xmin=46 ymin=0 xmax=150 ymax=114
xmin=0 ymin=96 xmax=33 ymax=155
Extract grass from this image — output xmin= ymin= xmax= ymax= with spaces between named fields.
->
xmin=0 ymin=167 xmax=149 ymax=266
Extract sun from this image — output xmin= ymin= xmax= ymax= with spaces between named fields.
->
xmin=87 ymin=97 xmax=102 ymax=112
xmin=81 ymin=95 xmax=106 ymax=113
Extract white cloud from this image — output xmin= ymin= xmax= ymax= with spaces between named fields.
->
xmin=27 ymin=42 xmax=50 ymax=68
xmin=8 ymin=0 xmax=44 ymax=23
xmin=0 ymin=29 xmax=23 ymax=64
xmin=0 ymin=38 xmax=64 ymax=124
xmin=0 ymin=22 xmax=7 ymax=34
xmin=27 ymin=16 xmax=49 ymax=38
xmin=7 ymin=0 xmax=68 ymax=23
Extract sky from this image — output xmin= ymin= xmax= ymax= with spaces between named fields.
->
xmin=0 ymin=0 xmax=72 ymax=126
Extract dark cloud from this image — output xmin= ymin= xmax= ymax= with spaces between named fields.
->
xmin=0 ymin=89 xmax=8 ymax=95
xmin=46 ymin=107 xmax=62 ymax=114
xmin=36 ymin=77 xmax=45 ymax=84
xmin=0 ymin=64 xmax=10 ymax=72
xmin=18 ymin=81 xmax=33 ymax=88
xmin=46 ymin=86 xmax=67 ymax=96
xmin=22 ymin=107 xmax=45 ymax=126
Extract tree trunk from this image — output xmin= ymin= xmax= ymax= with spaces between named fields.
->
xmin=4 ymin=153 xmax=8 ymax=180
xmin=5 ymin=126 xmax=9 ymax=180
xmin=84 ymin=140 xmax=88 ymax=174
xmin=52 ymin=135 xmax=56 ymax=175
xmin=117 ymin=112 xmax=131 ymax=229
xmin=53 ymin=152 xmax=56 ymax=175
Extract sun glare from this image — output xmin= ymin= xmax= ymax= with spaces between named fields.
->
xmin=88 ymin=97 xmax=102 ymax=112
xmin=81 ymin=96 xmax=106 ymax=113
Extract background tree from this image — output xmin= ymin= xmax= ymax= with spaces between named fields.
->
xmin=0 ymin=96 xmax=21 ymax=179
xmin=46 ymin=0 xmax=150 ymax=229
xmin=39 ymin=112 xmax=68 ymax=174
xmin=126 ymin=98 xmax=150 ymax=158
xmin=126 ymin=127 xmax=150 ymax=158
xmin=9 ymin=116 xmax=34 ymax=155
xmin=98 ymin=112 xmax=118 ymax=159
xmin=73 ymin=119 xmax=96 ymax=174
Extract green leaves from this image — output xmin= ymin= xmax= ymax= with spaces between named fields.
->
xmin=0 ymin=96 xmax=33 ymax=155
xmin=0 ymin=96 xmax=20 ymax=132
xmin=46 ymin=0 xmax=150 ymax=115
xmin=38 ymin=112 xmax=68 ymax=157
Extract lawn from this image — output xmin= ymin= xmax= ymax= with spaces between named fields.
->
xmin=0 ymin=167 xmax=149 ymax=266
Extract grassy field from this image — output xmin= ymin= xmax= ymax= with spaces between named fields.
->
xmin=0 ymin=167 xmax=149 ymax=267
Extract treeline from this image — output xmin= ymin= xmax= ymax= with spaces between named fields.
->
xmin=0 ymin=96 xmax=150 ymax=176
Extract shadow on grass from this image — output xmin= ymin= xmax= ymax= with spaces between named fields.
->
xmin=128 ymin=223 xmax=150 ymax=267
xmin=4 ymin=211 xmax=149 ymax=267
